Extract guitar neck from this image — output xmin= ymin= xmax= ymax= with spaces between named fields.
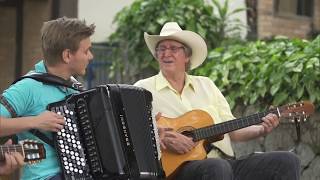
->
xmin=192 ymin=109 xmax=279 ymax=141
xmin=0 ymin=144 xmax=24 ymax=161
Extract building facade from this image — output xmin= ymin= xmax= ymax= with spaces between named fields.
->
xmin=0 ymin=0 xmax=77 ymax=92
xmin=257 ymin=0 xmax=320 ymax=39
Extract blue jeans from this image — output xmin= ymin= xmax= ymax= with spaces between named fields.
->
xmin=175 ymin=151 xmax=300 ymax=180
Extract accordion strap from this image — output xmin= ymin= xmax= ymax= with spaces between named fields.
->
xmin=29 ymin=129 xmax=55 ymax=148
xmin=12 ymin=72 xmax=84 ymax=91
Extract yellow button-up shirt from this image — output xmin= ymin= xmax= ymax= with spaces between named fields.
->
xmin=134 ymin=72 xmax=235 ymax=157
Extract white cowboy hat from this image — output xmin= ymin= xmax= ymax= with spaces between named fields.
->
xmin=144 ymin=22 xmax=208 ymax=70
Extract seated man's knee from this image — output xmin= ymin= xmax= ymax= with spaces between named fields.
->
xmin=176 ymin=158 xmax=233 ymax=180
xmin=274 ymin=152 xmax=300 ymax=166
xmin=267 ymin=151 xmax=301 ymax=176
xmin=202 ymin=158 xmax=233 ymax=175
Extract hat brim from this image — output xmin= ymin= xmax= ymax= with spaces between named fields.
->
xmin=144 ymin=31 xmax=207 ymax=70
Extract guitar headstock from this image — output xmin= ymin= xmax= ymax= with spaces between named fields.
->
xmin=20 ymin=140 xmax=46 ymax=164
xmin=278 ymin=101 xmax=315 ymax=122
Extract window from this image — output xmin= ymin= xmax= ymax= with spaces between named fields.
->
xmin=274 ymin=0 xmax=313 ymax=17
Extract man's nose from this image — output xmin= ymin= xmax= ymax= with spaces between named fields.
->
xmin=163 ymin=49 xmax=173 ymax=56
xmin=88 ymin=51 xmax=94 ymax=60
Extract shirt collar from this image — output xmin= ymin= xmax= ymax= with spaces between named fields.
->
xmin=31 ymin=60 xmax=77 ymax=93
xmin=155 ymin=71 xmax=195 ymax=92
xmin=34 ymin=60 xmax=47 ymax=73
xmin=184 ymin=74 xmax=193 ymax=90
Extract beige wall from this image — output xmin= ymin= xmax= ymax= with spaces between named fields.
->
xmin=78 ymin=0 xmax=134 ymax=42
xmin=78 ymin=0 xmax=248 ymax=42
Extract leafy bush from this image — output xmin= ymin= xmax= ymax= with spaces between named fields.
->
xmin=194 ymin=36 xmax=320 ymax=110
xmin=108 ymin=0 xmax=245 ymax=83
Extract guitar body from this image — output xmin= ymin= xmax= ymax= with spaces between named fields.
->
xmin=157 ymin=110 xmax=216 ymax=178
xmin=156 ymin=101 xmax=315 ymax=179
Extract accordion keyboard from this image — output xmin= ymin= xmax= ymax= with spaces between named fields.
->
xmin=50 ymin=103 xmax=93 ymax=180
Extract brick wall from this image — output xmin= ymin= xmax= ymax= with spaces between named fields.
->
xmin=257 ymin=0 xmax=320 ymax=39
xmin=0 ymin=6 xmax=17 ymax=92
xmin=0 ymin=0 xmax=79 ymax=92
xmin=22 ymin=0 xmax=52 ymax=74
xmin=314 ymin=0 xmax=320 ymax=30
xmin=0 ymin=0 xmax=52 ymax=92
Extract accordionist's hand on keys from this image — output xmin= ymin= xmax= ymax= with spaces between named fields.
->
xmin=156 ymin=112 xmax=196 ymax=155
xmin=33 ymin=111 xmax=65 ymax=132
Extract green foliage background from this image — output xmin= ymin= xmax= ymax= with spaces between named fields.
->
xmin=108 ymin=0 xmax=245 ymax=83
xmin=194 ymin=36 xmax=320 ymax=110
xmin=108 ymin=0 xmax=319 ymax=111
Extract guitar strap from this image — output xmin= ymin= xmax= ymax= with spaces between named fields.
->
xmin=29 ymin=129 xmax=55 ymax=148
xmin=2 ymin=73 xmax=84 ymax=148
xmin=294 ymin=118 xmax=301 ymax=142
xmin=289 ymin=117 xmax=302 ymax=154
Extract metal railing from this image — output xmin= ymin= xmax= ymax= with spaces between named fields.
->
xmin=84 ymin=43 xmax=113 ymax=89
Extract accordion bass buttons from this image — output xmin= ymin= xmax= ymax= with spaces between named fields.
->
xmin=76 ymin=99 xmax=102 ymax=174
xmin=49 ymin=101 xmax=94 ymax=179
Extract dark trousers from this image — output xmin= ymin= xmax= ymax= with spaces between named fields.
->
xmin=46 ymin=173 xmax=63 ymax=180
xmin=174 ymin=151 xmax=300 ymax=180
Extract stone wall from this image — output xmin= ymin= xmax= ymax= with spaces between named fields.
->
xmin=232 ymin=105 xmax=320 ymax=180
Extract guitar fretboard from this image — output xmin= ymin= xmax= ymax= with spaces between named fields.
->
xmin=0 ymin=145 xmax=23 ymax=161
xmin=193 ymin=109 xmax=279 ymax=141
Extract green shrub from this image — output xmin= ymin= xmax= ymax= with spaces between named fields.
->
xmin=194 ymin=36 xmax=320 ymax=110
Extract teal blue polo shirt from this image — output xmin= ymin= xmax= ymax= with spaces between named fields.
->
xmin=0 ymin=60 xmax=78 ymax=180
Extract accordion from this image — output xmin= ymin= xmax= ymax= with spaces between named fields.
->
xmin=48 ymin=85 xmax=165 ymax=180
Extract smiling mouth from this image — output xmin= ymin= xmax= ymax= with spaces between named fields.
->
xmin=162 ymin=60 xmax=173 ymax=64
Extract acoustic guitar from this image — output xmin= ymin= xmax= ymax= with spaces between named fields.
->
xmin=0 ymin=140 xmax=46 ymax=164
xmin=157 ymin=101 xmax=315 ymax=178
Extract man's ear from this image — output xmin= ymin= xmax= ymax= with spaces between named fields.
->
xmin=62 ymin=49 xmax=71 ymax=63
xmin=154 ymin=53 xmax=159 ymax=59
